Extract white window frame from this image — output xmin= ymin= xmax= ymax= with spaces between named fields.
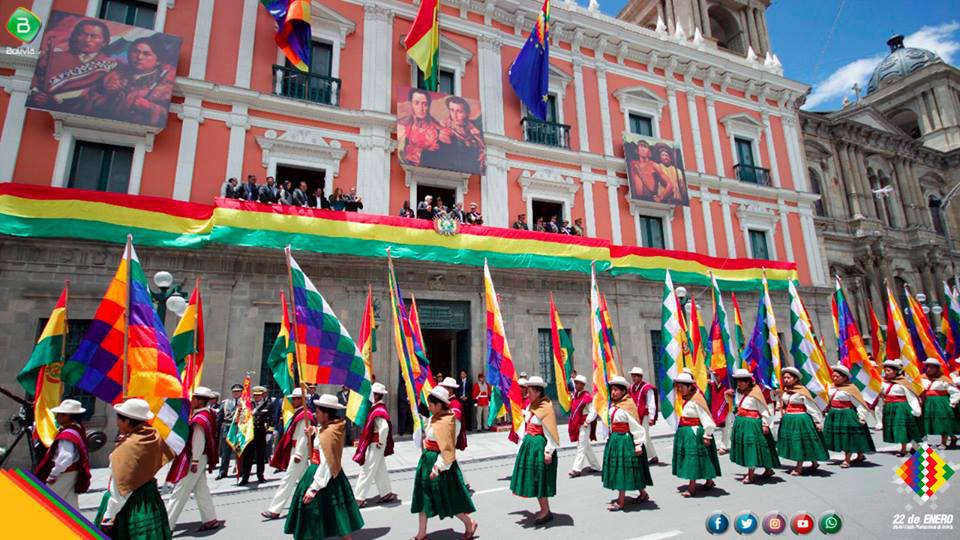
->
xmin=405 ymin=166 xmax=470 ymax=208
xmin=721 ymin=113 xmax=765 ymax=170
xmin=746 ymin=228 xmax=773 ymax=260
xmin=407 ymin=35 xmax=473 ymax=96
xmin=626 ymin=196 xmax=675 ymax=249
xmin=273 ymin=2 xmax=356 ymax=81
xmin=517 ymin=169 xmax=579 ymax=223
xmin=86 ymin=0 xmax=170 ymax=32
xmin=51 ymin=117 xmax=151 ymax=195
xmin=613 ymin=86 xmax=666 ymax=139
xmin=521 ymin=91 xmax=564 ymax=125
xmin=635 ymin=214 xmax=668 ymax=249
xmin=626 ymin=112 xmax=656 ymax=137
xmin=256 ymin=128 xmax=347 ymax=200
xmin=737 ymin=203 xmax=779 ymax=260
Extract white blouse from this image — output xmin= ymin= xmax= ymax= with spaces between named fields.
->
xmin=523 ymin=407 xmax=559 ymax=454
xmin=308 ymin=433 xmax=332 ymax=492
xmin=735 ymin=392 xmax=774 ymax=427
xmin=49 ymin=440 xmax=77 ymax=478
xmin=780 ymin=391 xmax=823 ymax=427
xmin=609 ymin=406 xmax=646 ymax=450
xmin=680 ymin=399 xmax=716 ymax=437
xmin=829 ymin=389 xmax=869 ymax=423
xmin=425 ymin=416 xmax=461 ymax=474
xmin=882 ymin=382 xmax=922 ymax=417
xmin=922 ymin=378 xmax=960 ymax=407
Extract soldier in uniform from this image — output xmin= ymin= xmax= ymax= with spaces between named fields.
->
xmin=216 ymin=384 xmax=242 ymax=480
xmin=239 ymin=386 xmax=274 ymax=485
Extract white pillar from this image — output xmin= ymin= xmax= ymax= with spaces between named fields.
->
xmin=189 ymin=0 xmax=217 ymax=80
xmin=0 ymin=76 xmax=30 ymax=181
xmin=667 ymin=85 xmax=682 ymax=149
xmin=699 ymin=191 xmax=717 ymax=256
xmin=581 ymin=167 xmax=597 ymax=237
xmin=720 ymin=189 xmax=736 ymax=256
xmin=685 ymin=91 xmax=706 ymax=173
xmin=800 ymin=210 xmax=827 ymax=286
xmin=781 ymin=114 xmax=808 ymax=191
xmin=224 ymin=105 xmax=249 ymax=182
xmin=127 ymin=142 xmax=146 ymax=195
xmin=483 ymin=148 xmax=509 ymax=228
xmin=682 ymin=206 xmax=696 ymax=251
xmin=596 ymin=64 xmax=614 ymax=156
xmin=761 ymin=111 xmax=781 ymax=187
xmin=706 ymin=97 xmax=725 ymax=176
xmin=477 ymin=36 xmax=504 ymax=135
xmin=85 ymin=0 xmax=98 ymax=17
xmin=234 ymin=0 xmax=260 ymax=88
xmin=361 ymin=3 xmax=394 ymax=113
xmin=356 ymin=125 xmax=392 ymax=215
xmin=572 ymin=59 xmax=590 ymax=152
xmin=154 ymin=0 xmax=169 ymax=31
xmin=50 ymin=130 xmax=75 ymax=187
xmin=777 ymin=200 xmax=795 ymax=261
xmin=172 ymin=97 xmax=204 ymax=201
xmin=606 ymin=174 xmax=622 ymax=244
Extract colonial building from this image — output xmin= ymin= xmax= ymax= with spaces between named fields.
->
xmin=800 ymin=35 xmax=960 ymax=337
xmin=0 ymin=0 xmax=825 ymax=464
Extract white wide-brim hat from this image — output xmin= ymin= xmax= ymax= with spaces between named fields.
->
xmin=630 ymin=367 xmax=644 ymax=376
xmin=883 ymin=359 xmax=904 ymax=371
xmin=923 ymin=358 xmax=942 ymax=367
xmin=526 ymin=375 xmax=547 ymax=388
xmin=50 ymin=399 xmax=86 ymax=415
xmin=440 ymin=377 xmax=459 ymax=389
xmin=313 ymin=394 xmax=345 ymax=410
xmin=287 ymin=388 xmax=305 ymax=399
xmin=831 ymin=364 xmax=851 ymax=378
xmin=731 ymin=368 xmax=754 ymax=380
xmin=371 ymin=382 xmax=388 ymax=395
xmin=429 ymin=386 xmax=450 ymax=404
xmin=573 ymin=374 xmax=588 ymax=385
xmin=609 ymin=375 xmax=629 ymax=388
xmin=782 ymin=367 xmax=802 ymax=380
xmin=518 ymin=378 xmax=528 ymax=387
xmin=252 ymin=386 xmax=268 ymax=394
xmin=192 ymin=386 xmax=217 ymax=399
xmin=114 ymin=398 xmax=154 ymax=422
xmin=674 ymin=372 xmax=695 ymax=385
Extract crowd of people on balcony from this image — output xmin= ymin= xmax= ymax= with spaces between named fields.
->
xmin=512 ymin=213 xmax=585 ymax=236
xmin=220 ymin=175 xmax=363 ymax=212
xmin=400 ymin=195 xmax=484 ymax=225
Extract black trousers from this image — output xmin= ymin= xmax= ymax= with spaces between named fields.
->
xmin=218 ymin=429 xmax=234 ymax=476
xmin=239 ymin=428 xmax=267 ymax=482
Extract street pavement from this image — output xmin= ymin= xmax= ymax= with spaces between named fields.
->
xmin=77 ymin=425 xmax=960 ymax=539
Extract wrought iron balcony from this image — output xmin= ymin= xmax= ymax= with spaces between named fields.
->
xmin=273 ymin=64 xmax=341 ymax=107
xmin=522 ymin=118 xmax=571 ymax=149
xmin=734 ymin=163 xmax=772 ymax=186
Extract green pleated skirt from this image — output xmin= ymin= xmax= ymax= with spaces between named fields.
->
xmin=923 ymin=395 xmax=960 ymax=436
xmin=510 ymin=434 xmax=558 ymax=498
xmin=411 ymin=450 xmax=475 ymax=519
xmin=602 ymin=432 xmax=653 ymax=491
xmin=823 ymin=408 xmax=876 ymax=454
xmin=94 ymin=479 xmax=171 ymax=540
xmin=671 ymin=425 xmax=721 ymax=480
xmin=284 ymin=465 xmax=364 ymax=540
xmin=776 ymin=413 xmax=829 ymax=462
xmin=731 ymin=415 xmax=781 ymax=469
xmin=882 ymin=401 xmax=925 ymax=444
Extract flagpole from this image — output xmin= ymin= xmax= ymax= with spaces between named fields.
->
xmin=62 ymin=279 xmax=70 ymax=364
xmin=122 ymin=235 xmax=132 ymax=399
xmin=190 ymin=277 xmax=201 ymax=393
xmin=283 ymin=246 xmax=314 ymax=452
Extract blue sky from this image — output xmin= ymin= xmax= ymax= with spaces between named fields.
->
xmin=595 ymin=0 xmax=960 ymax=111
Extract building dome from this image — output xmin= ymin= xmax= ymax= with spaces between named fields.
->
xmin=866 ymin=35 xmax=942 ymax=94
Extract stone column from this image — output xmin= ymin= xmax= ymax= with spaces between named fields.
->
xmin=596 ymin=64 xmax=614 ymax=156
xmin=189 ymin=0 xmax=216 ymax=80
xmin=581 ymin=173 xmax=597 ymax=237
xmin=0 ymin=72 xmax=31 ymax=181
xmin=706 ymin=97 xmax=725 ymax=175
xmin=477 ymin=35 xmax=504 ymax=135
xmin=919 ymin=263 xmax=937 ymax=303
xmin=699 ymin=0 xmax=711 ymax=38
xmin=224 ymin=105 xmax=250 ymax=182
xmin=852 ymin=147 xmax=875 ymax=218
xmin=761 ymin=112 xmax=781 ymax=187
xmin=234 ymin=0 xmax=260 ymax=88
xmin=572 ymin=59 xmax=590 ymax=152
xmin=361 ymin=3 xmax=394 ymax=113
xmin=758 ymin=10 xmax=771 ymax=54
xmin=699 ymin=190 xmax=717 ymax=256
xmin=356 ymin=126 xmax=393 ymax=215
xmin=685 ymin=90 xmax=705 ymax=173
xmin=744 ymin=8 xmax=759 ymax=53
xmin=906 ymin=161 xmax=932 ymax=228
xmin=893 ymin=158 xmax=917 ymax=226
xmin=483 ymin=148 xmax=509 ymax=228
xmin=837 ymin=143 xmax=863 ymax=217
xmin=172 ymin=97 xmax=204 ymax=201
xmin=607 ymin=176 xmax=623 ymax=245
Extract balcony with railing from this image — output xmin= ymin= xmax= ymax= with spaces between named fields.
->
xmin=273 ymin=65 xmax=341 ymax=107
xmin=522 ymin=118 xmax=571 ymax=149
xmin=734 ymin=163 xmax=772 ymax=186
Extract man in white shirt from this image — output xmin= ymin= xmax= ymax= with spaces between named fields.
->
xmin=35 ymin=399 xmax=91 ymax=509
xmin=261 ymin=388 xmax=309 ymax=520
xmin=165 ymin=387 xmax=223 ymax=531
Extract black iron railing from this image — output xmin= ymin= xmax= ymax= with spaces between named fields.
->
xmin=273 ymin=64 xmax=341 ymax=106
xmin=734 ymin=163 xmax=772 ymax=186
xmin=522 ymin=118 xmax=571 ymax=149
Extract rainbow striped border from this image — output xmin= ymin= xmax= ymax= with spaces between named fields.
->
xmin=0 ymin=184 xmax=798 ymax=289
xmin=2 ymin=468 xmax=106 ymax=538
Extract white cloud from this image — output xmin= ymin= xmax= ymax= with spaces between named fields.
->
xmin=803 ymin=22 xmax=959 ymax=111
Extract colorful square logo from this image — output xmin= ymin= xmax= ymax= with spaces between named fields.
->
xmin=6 ymin=7 xmax=42 ymax=43
xmin=896 ymin=443 xmax=955 ymax=502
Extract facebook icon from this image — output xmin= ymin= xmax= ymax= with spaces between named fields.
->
xmin=706 ymin=512 xmax=730 ymax=535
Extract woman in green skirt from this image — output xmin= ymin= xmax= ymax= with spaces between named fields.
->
xmin=95 ymin=398 xmax=172 ymax=540
xmin=881 ymin=359 xmax=924 ymax=457
xmin=671 ymin=369 xmax=720 ymax=497
xmin=921 ymin=359 xmax=960 ymax=448
xmin=727 ymin=369 xmax=780 ymax=484
xmin=603 ymin=376 xmax=653 ymax=511
xmin=823 ymin=364 xmax=875 ymax=468
xmin=776 ymin=367 xmax=828 ymax=476
xmin=510 ymin=376 xmax=560 ymax=524
xmin=285 ymin=394 xmax=363 ymax=540
xmin=411 ymin=387 xmax=477 ymax=540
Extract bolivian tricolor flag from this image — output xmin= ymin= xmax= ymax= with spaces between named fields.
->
xmin=347 ymin=286 xmax=376 ymax=423
xmin=17 ymin=286 xmax=68 ymax=447
xmin=171 ymin=280 xmax=204 ymax=394
xmin=405 ymin=0 xmax=440 ymax=90
xmin=549 ymin=293 xmax=573 ymax=413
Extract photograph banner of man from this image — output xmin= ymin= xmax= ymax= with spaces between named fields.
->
xmin=623 ymin=133 xmax=690 ymax=207
xmin=27 ymin=11 xmax=182 ymax=128
xmin=397 ymin=86 xmax=486 ymax=176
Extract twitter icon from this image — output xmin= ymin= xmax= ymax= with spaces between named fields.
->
xmin=735 ymin=512 xmax=759 ymax=535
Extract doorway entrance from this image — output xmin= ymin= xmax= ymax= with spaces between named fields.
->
xmin=532 ymin=199 xmax=564 ymax=229
xmin=416 ymin=184 xmax=457 ymax=214
xmin=275 ymin=164 xmax=326 ymax=204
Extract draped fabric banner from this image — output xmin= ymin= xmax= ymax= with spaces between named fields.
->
xmin=0 ymin=184 xmax=799 ymax=289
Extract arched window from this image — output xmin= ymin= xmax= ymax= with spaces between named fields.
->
xmin=808 ymin=167 xmax=826 ymax=216
xmin=889 ymin=109 xmax=922 ymax=139
xmin=929 ymin=196 xmax=946 ymax=235
xmin=708 ymin=6 xmax=745 ymax=56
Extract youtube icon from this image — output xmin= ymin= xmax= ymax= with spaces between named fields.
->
xmin=792 ymin=513 xmax=815 ymax=535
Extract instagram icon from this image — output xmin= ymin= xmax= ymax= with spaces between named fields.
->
xmin=763 ymin=512 xmax=787 ymax=535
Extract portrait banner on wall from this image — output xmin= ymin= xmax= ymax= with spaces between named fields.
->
xmin=623 ymin=132 xmax=690 ymax=207
xmin=26 ymin=11 xmax=182 ymax=128
xmin=397 ymin=86 xmax=486 ymax=176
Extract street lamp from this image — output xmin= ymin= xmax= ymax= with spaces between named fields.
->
xmin=151 ymin=271 xmax=185 ymax=322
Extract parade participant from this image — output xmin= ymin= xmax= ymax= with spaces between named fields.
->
xmin=411 ymin=387 xmax=477 ymax=540
xmin=472 ymin=373 xmax=491 ymax=431
xmin=629 ymin=367 xmax=659 ymax=465
xmin=35 ymin=399 xmax=91 ymax=509
xmin=353 ymin=383 xmax=397 ymax=507
xmin=776 ymin=368 xmax=828 ymax=476
xmin=96 ymin=398 xmax=174 ymax=539
xmin=727 ymin=369 xmax=779 ymax=484
xmin=822 ymin=364 xmax=874 ymax=468
xmin=953 ymin=373 xmax=960 ymax=448
xmin=671 ymin=370 xmax=720 ymax=497
xmin=239 ymin=386 xmax=273 ymax=485
xmin=881 ymin=359 xmax=924 ymax=457
xmin=440 ymin=377 xmax=468 ymax=451
xmin=165 ymin=387 xmax=223 ymax=531
xmin=518 ymin=377 xmax=530 ymax=408
xmin=707 ymin=371 xmax=733 ymax=455
xmin=921 ymin=359 xmax=960 ymax=448
xmin=262 ymin=388 xmax=310 ymax=520
xmin=603 ymin=376 xmax=652 ymax=512
xmin=510 ymin=376 xmax=560 ymax=524
xmin=285 ymin=395 xmax=364 ymax=540
xmin=568 ymin=374 xmax=600 ymax=477
xmin=216 ymin=384 xmax=242 ymax=479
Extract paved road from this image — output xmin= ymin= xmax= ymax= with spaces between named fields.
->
xmin=81 ymin=435 xmax=960 ymax=539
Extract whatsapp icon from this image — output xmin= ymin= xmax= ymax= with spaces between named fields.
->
xmin=819 ymin=512 xmax=843 ymax=535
